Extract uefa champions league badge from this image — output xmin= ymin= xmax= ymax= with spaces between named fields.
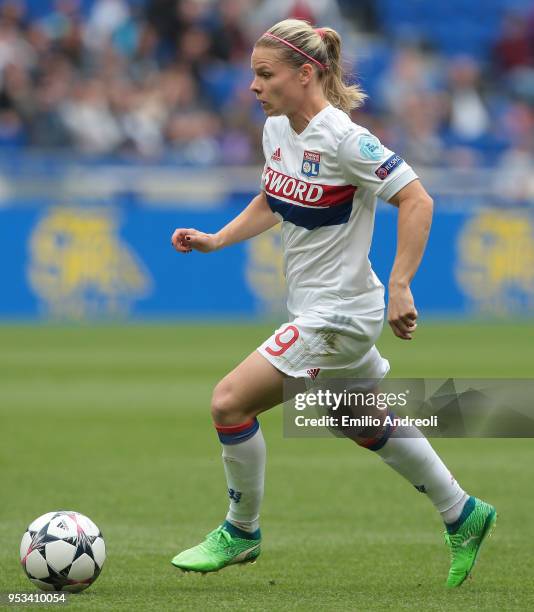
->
xmin=357 ymin=134 xmax=384 ymax=161
xmin=301 ymin=150 xmax=321 ymax=177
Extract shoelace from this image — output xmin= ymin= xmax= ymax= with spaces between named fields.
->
xmin=205 ymin=527 xmax=232 ymax=551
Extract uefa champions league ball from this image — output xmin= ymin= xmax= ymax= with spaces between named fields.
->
xmin=20 ymin=511 xmax=106 ymax=592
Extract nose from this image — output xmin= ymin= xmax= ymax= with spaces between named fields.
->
xmin=250 ymin=76 xmax=260 ymax=94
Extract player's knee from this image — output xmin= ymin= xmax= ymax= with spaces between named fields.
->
xmin=211 ymin=380 xmax=242 ymax=425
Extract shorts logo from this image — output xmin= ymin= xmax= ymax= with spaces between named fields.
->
xmin=375 ymin=154 xmax=404 ymax=180
xmin=301 ymin=150 xmax=321 ymax=177
xmin=307 ymin=368 xmax=321 ymax=380
xmin=358 ymin=134 xmax=384 ymax=161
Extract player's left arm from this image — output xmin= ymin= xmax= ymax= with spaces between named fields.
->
xmin=386 ymin=179 xmax=433 ymax=340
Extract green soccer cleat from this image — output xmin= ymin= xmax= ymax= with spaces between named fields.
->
xmin=444 ymin=496 xmax=497 ymax=587
xmin=171 ymin=524 xmax=261 ymax=573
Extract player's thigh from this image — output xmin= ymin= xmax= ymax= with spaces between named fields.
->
xmin=212 ymin=350 xmax=287 ymax=425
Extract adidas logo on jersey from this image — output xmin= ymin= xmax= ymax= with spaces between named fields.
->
xmin=271 ymin=147 xmax=282 ymax=162
xmin=307 ymin=368 xmax=321 ymax=380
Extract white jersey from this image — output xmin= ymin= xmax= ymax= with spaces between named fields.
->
xmin=260 ymin=104 xmax=418 ymax=319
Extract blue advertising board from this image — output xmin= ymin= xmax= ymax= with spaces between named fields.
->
xmin=1 ymin=199 xmax=533 ymax=320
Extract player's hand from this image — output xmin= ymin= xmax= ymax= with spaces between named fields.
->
xmin=171 ymin=228 xmax=220 ymax=254
xmin=387 ymin=284 xmax=418 ymax=340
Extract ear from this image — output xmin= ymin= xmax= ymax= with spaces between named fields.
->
xmin=298 ymin=63 xmax=314 ymax=85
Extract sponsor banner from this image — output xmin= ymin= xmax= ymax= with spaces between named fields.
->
xmin=0 ymin=200 xmax=533 ymax=319
xmin=263 ymin=166 xmax=356 ymax=207
xmin=0 ymin=204 xmax=260 ymax=319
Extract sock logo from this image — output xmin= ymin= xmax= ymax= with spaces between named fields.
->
xmin=414 ymin=484 xmax=427 ymax=493
xmin=228 ymin=488 xmax=242 ymax=503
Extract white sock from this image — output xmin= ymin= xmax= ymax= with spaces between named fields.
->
xmin=441 ymin=493 xmax=469 ymax=524
xmin=216 ymin=419 xmax=265 ymax=534
xmin=375 ymin=425 xmax=467 ymax=522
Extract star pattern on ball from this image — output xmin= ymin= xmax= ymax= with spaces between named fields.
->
xmin=20 ymin=511 xmax=105 ymax=593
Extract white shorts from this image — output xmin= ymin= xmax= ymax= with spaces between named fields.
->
xmin=257 ymin=309 xmax=390 ymax=384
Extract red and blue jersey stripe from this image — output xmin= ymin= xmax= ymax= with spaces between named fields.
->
xmin=263 ymin=167 xmax=357 ymax=229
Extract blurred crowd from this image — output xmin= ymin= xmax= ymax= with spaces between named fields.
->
xmin=0 ymin=0 xmax=533 ymax=174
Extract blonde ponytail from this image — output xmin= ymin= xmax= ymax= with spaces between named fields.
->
xmin=319 ymin=27 xmax=367 ymax=113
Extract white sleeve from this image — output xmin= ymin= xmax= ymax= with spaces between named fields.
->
xmin=338 ymin=128 xmax=418 ymax=201
xmin=260 ymin=122 xmax=269 ymax=191
xmin=260 ymin=161 xmax=268 ymax=191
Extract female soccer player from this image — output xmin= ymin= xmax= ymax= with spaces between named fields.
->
xmin=170 ymin=19 xmax=496 ymax=587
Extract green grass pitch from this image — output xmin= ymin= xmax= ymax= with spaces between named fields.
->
xmin=1 ymin=321 xmax=533 ymax=611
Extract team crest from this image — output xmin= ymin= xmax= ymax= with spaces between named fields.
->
xmin=301 ymin=150 xmax=321 ymax=177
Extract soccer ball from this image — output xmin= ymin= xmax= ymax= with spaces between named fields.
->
xmin=20 ymin=511 xmax=106 ymax=593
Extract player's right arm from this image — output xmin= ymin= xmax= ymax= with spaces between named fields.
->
xmin=171 ymin=191 xmax=279 ymax=254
